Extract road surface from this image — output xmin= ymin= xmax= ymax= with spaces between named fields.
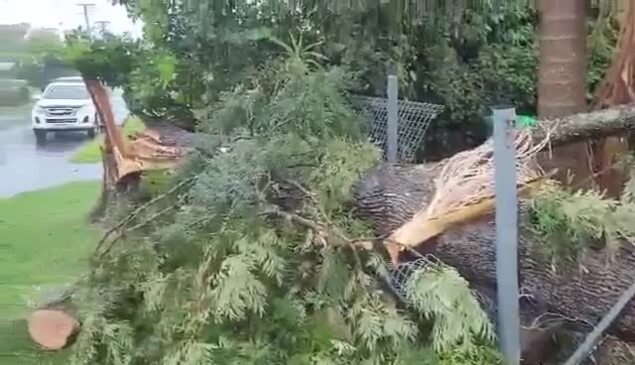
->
xmin=0 ymin=95 xmax=128 ymax=198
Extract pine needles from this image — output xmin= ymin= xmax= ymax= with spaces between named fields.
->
xmin=68 ymin=57 xmax=499 ymax=364
xmin=529 ymin=179 xmax=635 ymax=269
xmin=405 ymin=264 xmax=495 ymax=353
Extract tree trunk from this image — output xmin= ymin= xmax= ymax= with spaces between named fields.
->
xmin=353 ymin=105 xmax=635 ymax=343
xmin=591 ymin=0 xmax=635 ymax=198
xmin=526 ymin=104 xmax=635 ymax=148
xmin=355 ymin=163 xmax=635 ymax=341
xmin=538 ymin=0 xmax=587 ymax=118
xmin=538 ymin=0 xmax=591 ymax=192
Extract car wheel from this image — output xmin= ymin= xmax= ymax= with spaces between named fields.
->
xmin=87 ymin=127 xmax=97 ymax=139
xmin=34 ymin=130 xmax=47 ymax=144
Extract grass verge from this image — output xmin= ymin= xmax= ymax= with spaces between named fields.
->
xmin=0 ymin=181 xmax=100 ymax=364
xmin=0 ymin=102 xmax=33 ymax=116
xmin=70 ymin=116 xmax=146 ymax=164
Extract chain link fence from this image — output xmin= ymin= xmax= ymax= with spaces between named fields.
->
xmin=353 ymin=96 xmax=444 ymax=163
xmin=385 ymin=257 xmax=430 ymax=301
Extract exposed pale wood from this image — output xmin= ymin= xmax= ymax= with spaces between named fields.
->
xmin=386 ymin=180 xmax=545 ymax=264
xmin=28 ymin=309 xmax=79 ymax=350
xmin=354 ymin=110 xmax=635 ymax=341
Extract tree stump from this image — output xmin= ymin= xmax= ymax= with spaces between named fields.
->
xmin=27 ymin=309 xmax=80 ymax=350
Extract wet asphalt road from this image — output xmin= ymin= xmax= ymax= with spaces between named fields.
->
xmin=0 ymin=96 xmax=128 ymax=198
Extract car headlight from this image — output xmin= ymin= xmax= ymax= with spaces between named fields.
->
xmin=35 ymin=106 xmax=46 ymax=114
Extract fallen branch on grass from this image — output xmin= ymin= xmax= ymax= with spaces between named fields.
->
xmin=93 ymin=176 xmax=196 ymax=257
xmin=97 ymin=205 xmax=177 ymax=258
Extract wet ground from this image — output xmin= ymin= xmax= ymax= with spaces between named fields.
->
xmin=0 ymin=95 xmax=128 ymax=198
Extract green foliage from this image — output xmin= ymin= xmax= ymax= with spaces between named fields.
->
xmin=405 ymin=263 xmax=494 ymax=353
xmin=70 ymin=59 xmax=498 ymax=364
xmin=64 ymin=33 xmax=138 ymax=88
xmin=529 ymin=181 xmax=635 ymax=268
xmin=25 ymin=29 xmax=64 ymax=58
xmin=587 ymin=13 xmax=621 ymax=99
xmin=3 ymin=28 xmax=75 ymax=89
xmin=319 ymin=2 xmax=541 ymax=159
xmin=0 ymin=79 xmax=30 ymax=106
xmin=86 ymin=2 xmax=618 ymax=159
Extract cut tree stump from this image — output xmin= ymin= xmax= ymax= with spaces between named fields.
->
xmin=28 ymin=309 xmax=80 ymax=350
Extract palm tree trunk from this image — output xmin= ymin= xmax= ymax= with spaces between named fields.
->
xmin=538 ymin=0 xmax=587 ymax=118
xmin=537 ymin=0 xmax=591 ymax=189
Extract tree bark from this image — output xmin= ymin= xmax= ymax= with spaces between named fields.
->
xmin=591 ymin=0 xmax=635 ymax=198
xmin=532 ymin=104 xmax=635 ymax=148
xmin=538 ymin=0 xmax=587 ymax=118
xmin=353 ymin=105 xmax=635 ymax=342
xmin=354 ymin=163 xmax=635 ymax=342
xmin=537 ymin=0 xmax=591 ymax=195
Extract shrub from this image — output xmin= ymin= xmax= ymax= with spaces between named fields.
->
xmin=0 ymin=78 xmax=30 ymax=106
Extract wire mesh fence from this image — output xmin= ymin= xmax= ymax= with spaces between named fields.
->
xmin=385 ymin=256 xmax=499 ymax=325
xmin=352 ymin=96 xmax=444 ymax=163
xmin=386 ymin=257 xmax=431 ymax=301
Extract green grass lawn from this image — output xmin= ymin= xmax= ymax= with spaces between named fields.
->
xmin=70 ymin=116 xmax=146 ymax=164
xmin=0 ymin=181 xmax=100 ymax=364
xmin=0 ymin=319 xmax=68 ymax=365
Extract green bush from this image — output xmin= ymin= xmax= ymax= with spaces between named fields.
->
xmin=0 ymin=78 xmax=30 ymax=106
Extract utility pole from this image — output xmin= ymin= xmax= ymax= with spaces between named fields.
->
xmin=94 ymin=21 xmax=111 ymax=35
xmin=77 ymin=3 xmax=96 ymax=36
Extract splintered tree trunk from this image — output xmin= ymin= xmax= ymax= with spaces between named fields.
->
xmin=591 ymin=0 xmax=635 ymax=198
xmin=355 ymin=164 xmax=635 ymax=341
xmin=354 ymin=106 xmax=635 ymax=344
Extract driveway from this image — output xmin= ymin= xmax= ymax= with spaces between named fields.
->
xmin=0 ymin=94 xmax=128 ymax=198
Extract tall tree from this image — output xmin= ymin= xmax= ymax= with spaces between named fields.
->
xmin=537 ymin=0 xmax=587 ymax=119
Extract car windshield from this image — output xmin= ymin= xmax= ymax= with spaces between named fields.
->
xmin=43 ymin=84 xmax=90 ymax=100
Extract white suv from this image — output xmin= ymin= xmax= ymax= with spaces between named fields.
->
xmin=31 ymin=80 xmax=100 ymax=143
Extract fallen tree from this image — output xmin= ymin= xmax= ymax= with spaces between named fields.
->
xmin=62 ymin=34 xmax=635 ymax=362
xmin=354 ymin=104 xmax=635 ymax=344
xmin=66 ymin=59 xmax=509 ymax=365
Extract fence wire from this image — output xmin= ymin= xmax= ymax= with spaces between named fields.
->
xmin=353 ymin=96 xmax=444 ymax=162
xmin=386 ymin=258 xmax=431 ymax=301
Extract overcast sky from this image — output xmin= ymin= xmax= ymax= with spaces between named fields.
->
xmin=0 ymin=0 xmax=142 ymax=36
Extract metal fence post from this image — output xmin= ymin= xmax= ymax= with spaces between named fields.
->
xmin=492 ymin=106 xmax=521 ymax=364
xmin=387 ymin=74 xmax=399 ymax=163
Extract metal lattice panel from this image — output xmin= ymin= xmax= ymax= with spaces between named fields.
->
xmin=353 ymin=96 xmax=444 ymax=162
xmin=386 ymin=258 xmax=431 ymax=301
xmin=386 ymin=257 xmax=498 ymax=323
